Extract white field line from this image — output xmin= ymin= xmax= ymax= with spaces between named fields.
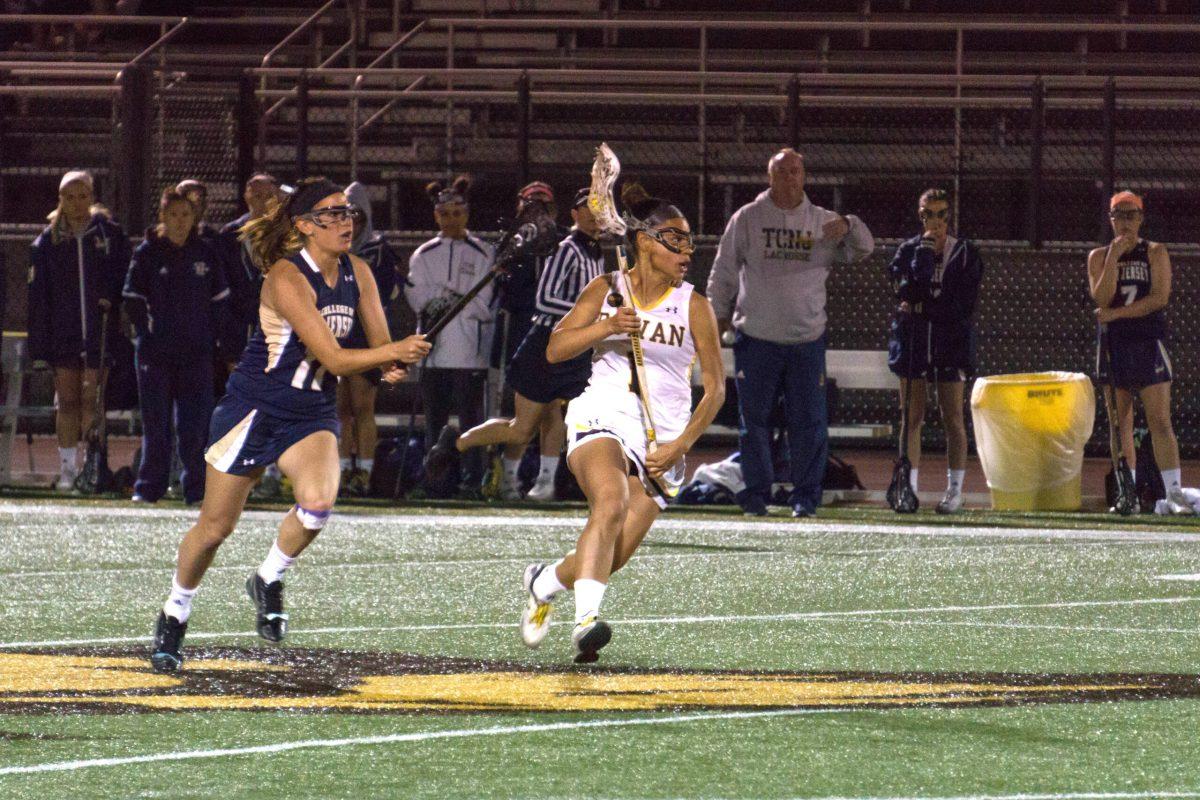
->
xmin=1156 ymin=573 xmax=1200 ymax=582
xmin=0 ymin=550 xmax=780 ymax=581
xmin=0 ymin=540 xmax=1141 ymax=582
xmin=863 ymin=618 xmax=1199 ymax=636
xmin=1 ymin=596 xmax=1194 ymax=650
xmin=3 ymin=502 xmax=1200 ymax=544
xmin=0 ymin=707 xmax=841 ymax=776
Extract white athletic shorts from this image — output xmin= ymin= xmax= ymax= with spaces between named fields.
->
xmin=564 ymin=388 xmax=686 ymax=509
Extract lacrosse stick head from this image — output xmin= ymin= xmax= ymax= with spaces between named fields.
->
xmin=588 ymin=142 xmax=627 ymax=237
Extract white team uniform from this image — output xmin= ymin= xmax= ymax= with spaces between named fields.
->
xmin=565 ymin=277 xmax=696 ymax=508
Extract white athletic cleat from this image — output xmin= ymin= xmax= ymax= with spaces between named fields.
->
xmin=935 ymin=487 xmax=963 ymax=514
xmin=498 ymin=473 xmax=522 ymax=501
xmin=572 ymin=614 xmax=612 ymax=664
xmin=55 ymin=466 xmax=77 ymax=492
xmin=526 ymin=479 xmax=555 ymax=502
xmin=1163 ymin=487 xmax=1195 ymax=516
xmin=520 ymin=563 xmax=553 ymax=649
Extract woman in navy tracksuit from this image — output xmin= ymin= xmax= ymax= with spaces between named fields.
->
xmin=27 ymin=170 xmax=132 ymax=490
xmin=123 ymin=188 xmax=231 ymax=504
xmin=887 ymin=188 xmax=984 ymax=514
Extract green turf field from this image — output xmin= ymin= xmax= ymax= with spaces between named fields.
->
xmin=1 ymin=498 xmax=1199 ymax=799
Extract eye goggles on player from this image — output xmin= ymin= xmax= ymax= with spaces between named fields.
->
xmin=299 ymin=204 xmax=363 ymax=228
xmin=919 ymin=208 xmax=950 ymax=221
xmin=645 ymin=226 xmax=695 ymax=254
xmin=1109 ymin=209 xmax=1143 ymax=222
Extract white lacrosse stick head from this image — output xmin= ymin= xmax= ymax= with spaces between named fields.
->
xmin=588 ymin=142 xmax=627 ymax=237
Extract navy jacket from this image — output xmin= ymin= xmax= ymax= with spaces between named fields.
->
xmin=123 ymin=229 xmax=230 ymax=362
xmin=216 ymin=213 xmax=265 ymax=358
xmin=887 ymin=234 xmax=985 ymax=368
xmin=889 ymin=235 xmax=983 ymax=321
xmin=27 ymin=213 xmax=132 ymax=364
xmin=346 ymin=233 xmax=399 ymax=348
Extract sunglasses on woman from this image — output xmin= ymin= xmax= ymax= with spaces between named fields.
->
xmin=1108 ymin=209 xmax=1143 ymax=222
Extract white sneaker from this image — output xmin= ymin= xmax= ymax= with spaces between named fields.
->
xmin=526 ymin=479 xmax=555 ymax=502
xmin=520 ymin=563 xmax=553 ymax=649
xmin=1164 ymin=487 xmax=1195 ymax=516
xmin=572 ymin=614 xmax=612 ymax=664
xmin=498 ymin=473 xmax=521 ymax=501
xmin=935 ymin=486 xmax=963 ymax=514
xmin=56 ymin=466 xmax=77 ymax=492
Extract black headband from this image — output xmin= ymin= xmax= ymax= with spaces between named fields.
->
xmin=288 ymin=179 xmax=343 ymax=218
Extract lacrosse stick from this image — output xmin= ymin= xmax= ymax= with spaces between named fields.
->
xmin=1100 ymin=323 xmax=1136 ymax=515
xmin=588 ymin=143 xmax=659 ymax=458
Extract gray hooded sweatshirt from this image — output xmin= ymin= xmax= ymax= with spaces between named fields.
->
xmin=706 ymin=190 xmax=875 ymax=345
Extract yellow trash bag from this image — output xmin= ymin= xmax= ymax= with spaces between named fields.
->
xmin=970 ymin=372 xmax=1095 ymax=511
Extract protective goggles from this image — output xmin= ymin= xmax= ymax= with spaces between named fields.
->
xmin=645 ymin=225 xmax=695 ymax=254
xmin=1108 ymin=209 xmax=1143 ymax=222
xmin=918 ymin=207 xmax=950 ymax=221
xmin=298 ymin=204 xmax=363 ymax=227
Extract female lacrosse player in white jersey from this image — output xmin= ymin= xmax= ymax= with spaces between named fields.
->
xmin=518 ymin=183 xmax=724 ymax=663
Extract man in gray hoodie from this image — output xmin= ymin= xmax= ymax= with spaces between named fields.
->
xmin=707 ymin=148 xmax=875 ymax=517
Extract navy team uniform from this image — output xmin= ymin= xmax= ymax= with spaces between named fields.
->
xmin=27 ymin=213 xmax=131 ymax=368
xmin=506 ymin=228 xmax=604 ymax=403
xmin=1096 ymin=239 xmax=1171 ymax=389
xmin=123 ymin=230 xmax=231 ymax=502
xmin=887 ymin=234 xmax=984 ymax=382
xmin=216 ymin=213 xmax=265 ymax=362
xmin=205 ymin=249 xmax=359 ymax=475
xmin=344 ymin=236 xmax=396 ymax=384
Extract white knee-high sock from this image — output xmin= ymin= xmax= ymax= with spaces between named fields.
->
xmin=909 ymin=468 xmax=919 ymax=493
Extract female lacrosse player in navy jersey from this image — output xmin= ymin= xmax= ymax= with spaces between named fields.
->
xmin=149 ymin=178 xmax=431 ymax=672
xmin=1089 ymin=190 xmax=1191 ymax=515
xmin=517 ymin=183 xmax=725 ymax=664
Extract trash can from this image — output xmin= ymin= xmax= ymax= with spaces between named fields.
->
xmin=970 ymin=372 xmax=1095 ymax=511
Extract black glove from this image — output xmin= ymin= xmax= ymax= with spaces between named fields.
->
xmin=419 ymin=293 xmax=462 ymax=334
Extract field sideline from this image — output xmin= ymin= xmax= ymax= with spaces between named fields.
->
xmin=0 ymin=498 xmax=1198 ymax=799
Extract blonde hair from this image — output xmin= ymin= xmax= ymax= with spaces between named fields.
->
xmin=46 ymin=179 xmax=102 ymax=242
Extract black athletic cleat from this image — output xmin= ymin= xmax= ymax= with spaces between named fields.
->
xmin=246 ymin=572 xmax=289 ymax=642
xmin=572 ymin=616 xmax=612 ymax=664
xmin=150 ymin=611 xmax=187 ymax=673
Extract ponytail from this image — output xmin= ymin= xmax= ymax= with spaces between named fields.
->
xmin=239 ymin=176 xmax=337 ymax=272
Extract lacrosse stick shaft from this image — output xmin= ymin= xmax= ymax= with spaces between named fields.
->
xmin=615 ymin=245 xmax=658 ymax=451
xmin=1100 ymin=324 xmax=1125 ymax=468
xmin=422 ymin=268 xmax=501 ymax=341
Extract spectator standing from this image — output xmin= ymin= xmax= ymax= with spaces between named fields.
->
xmin=886 ymin=188 xmax=984 ymax=514
xmin=122 ymin=188 xmax=230 ymax=504
xmin=27 ymin=169 xmax=131 ymax=490
xmin=707 ymin=148 xmax=875 ymax=518
xmin=404 ymin=177 xmax=496 ymax=496
xmin=1088 ymin=190 xmax=1192 ymax=515
xmin=218 ymin=174 xmax=281 ymax=363
xmin=336 ymin=181 xmax=399 ymax=495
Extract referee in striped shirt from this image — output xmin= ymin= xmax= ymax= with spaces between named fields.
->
xmin=457 ymin=188 xmax=605 ymax=500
